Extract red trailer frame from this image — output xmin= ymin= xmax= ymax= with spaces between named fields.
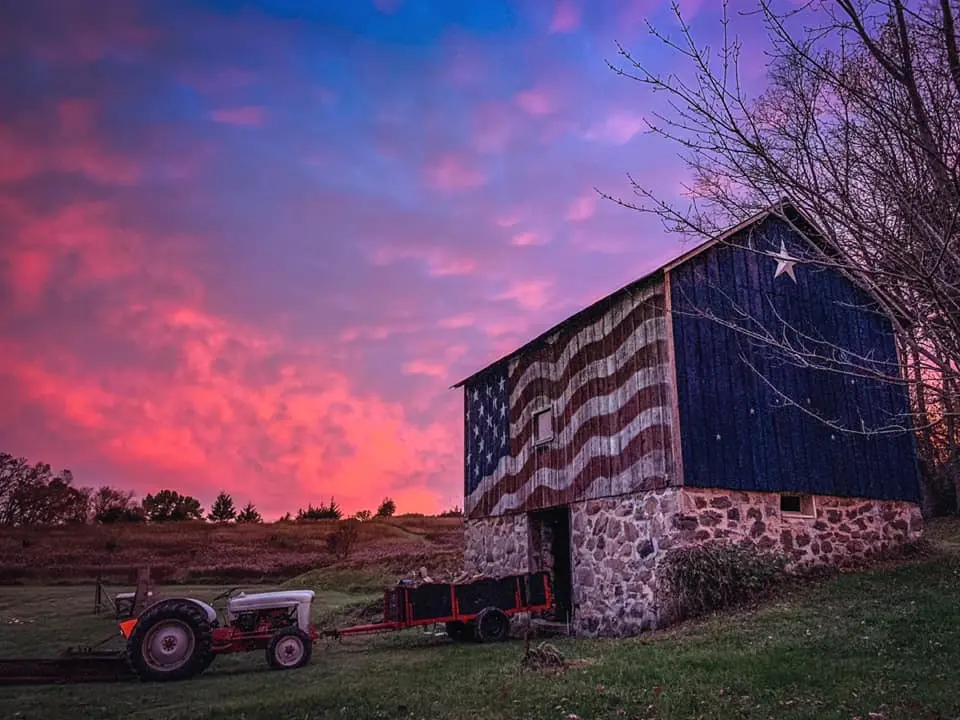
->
xmin=326 ymin=570 xmax=554 ymax=639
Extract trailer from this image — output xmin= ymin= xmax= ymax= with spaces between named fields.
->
xmin=329 ymin=570 xmax=554 ymax=643
xmin=0 ymin=571 xmax=554 ymax=685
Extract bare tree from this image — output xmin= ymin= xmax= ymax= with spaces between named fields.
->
xmin=603 ymin=0 xmax=960 ymax=512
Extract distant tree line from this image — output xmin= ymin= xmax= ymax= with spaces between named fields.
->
xmin=0 ymin=451 xmax=462 ymax=527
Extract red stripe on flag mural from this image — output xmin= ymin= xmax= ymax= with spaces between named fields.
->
xmin=470 ymin=422 xmax=673 ymax=516
xmin=471 ymin=389 xmax=671 ymax=514
xmin=508 ymin=291 xmax=666 ymax=389
xmin=510 ymin=339 xmax=670 ymax=441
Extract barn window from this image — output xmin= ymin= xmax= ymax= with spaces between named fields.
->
xmin=780 ymin=494 xmax=816 ymax=517
xmin=533 ymin=408 xmax=553 ymax=445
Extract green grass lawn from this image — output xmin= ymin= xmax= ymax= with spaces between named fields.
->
xmin=2 ymin=521 xmax=959 ymax=720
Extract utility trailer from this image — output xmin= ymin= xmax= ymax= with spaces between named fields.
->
xmin=329 ymin=570 xmax=554 ymax=643
xmin=0 ymin=571 xmax=554 ymax=685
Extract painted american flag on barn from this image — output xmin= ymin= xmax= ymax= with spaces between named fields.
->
xmin=462 ymin=279 xmax=677 ymax=518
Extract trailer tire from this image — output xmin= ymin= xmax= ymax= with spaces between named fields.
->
xmin=126 ymin=599 xmax=215 ymax=682
xmin=266 ymin=626 xmax=312 ymax=670
xmin=474 ymin=607 xmax=510 ymax=643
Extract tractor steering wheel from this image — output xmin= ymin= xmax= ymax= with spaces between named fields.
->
xmin=211 ymin=586 xmax=241 ymax=605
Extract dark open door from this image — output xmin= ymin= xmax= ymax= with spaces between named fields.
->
xmin=529 ymin=506 xmax=573 ymax=623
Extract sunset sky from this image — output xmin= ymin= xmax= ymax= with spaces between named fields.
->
xmin=0 ymin=0 xmax=777 ymax=519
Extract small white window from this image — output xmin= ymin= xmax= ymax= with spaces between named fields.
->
xmin=780 ymin=493 xmax=816 ymax=518
xmin=533 ymin=408 xmax=553 ymax=445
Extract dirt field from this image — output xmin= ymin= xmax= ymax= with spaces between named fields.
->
xmin=0 ymin=516 xmax=465 ymax=585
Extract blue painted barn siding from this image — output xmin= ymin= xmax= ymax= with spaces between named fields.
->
xmin=669 ymin=216 xmax=921 ymax=502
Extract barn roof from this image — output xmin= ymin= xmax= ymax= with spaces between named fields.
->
xmin=450 ymin=199 xmax=815 ymax=389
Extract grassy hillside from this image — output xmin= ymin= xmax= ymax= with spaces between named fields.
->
xmin=0 ymin=518 xmax=957 ymax=720
xmin=0 ymin=516 xmax=465 ymax=585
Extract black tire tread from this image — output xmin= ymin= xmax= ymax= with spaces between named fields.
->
xmin=474 ymin=607 xmax=510 ymax=643
xmin=126 ymin=599 xmax=215 ymax=682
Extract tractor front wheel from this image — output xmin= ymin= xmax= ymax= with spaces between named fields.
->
xmin=126 ymin=600 xmax=215 ymax=682
xmin=266 ymin=626 xmax=313 ymax=670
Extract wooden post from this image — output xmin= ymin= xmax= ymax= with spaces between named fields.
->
xmin=132 ymin=567 xmax=153 ymax=616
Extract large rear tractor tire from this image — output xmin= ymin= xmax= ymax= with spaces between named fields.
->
xmin=126 ymin=600 xmax=215 ymax=682
xmin=474 ymin=607 xmax=510 ymax=643
xmin=266 ymin=626 xmax=313 ymax=670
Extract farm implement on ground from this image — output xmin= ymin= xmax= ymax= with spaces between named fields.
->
xmin=0 ymin=571 xmax=554 ymax=685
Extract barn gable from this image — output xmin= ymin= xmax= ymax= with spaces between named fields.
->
xmin=668 ymin=213 xmax=921 ymax=502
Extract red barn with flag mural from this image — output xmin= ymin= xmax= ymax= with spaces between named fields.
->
xmin=452 ymin=202 xmax=923 ymax=637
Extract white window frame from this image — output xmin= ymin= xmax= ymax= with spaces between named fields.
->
xmin=779 ymin=493 xmax=816 ymax=519
xmin=532 ymin=407 xmax=554 ymax=446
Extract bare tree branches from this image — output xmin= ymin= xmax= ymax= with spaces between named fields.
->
xmin=606 ymin=0 xmax=960 ymax=510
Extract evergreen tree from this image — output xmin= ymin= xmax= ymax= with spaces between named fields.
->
xmin=236 ymin=502 xmax=262 ymax=523
xmin=208 ymin=491 xmax=237 ymax=523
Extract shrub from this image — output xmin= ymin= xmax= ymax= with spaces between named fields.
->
xmin=297 ymin=498 xmax=342 ymax=520
xmin=658 ymin=540 xmax=788 ymax=621
xmin=326 ymin=520 xmax=361 ymax=559
xmin=376 ymin=497 xmax=396 ymax=518
xmin=268 ymin=533 xmax=295 ymax=550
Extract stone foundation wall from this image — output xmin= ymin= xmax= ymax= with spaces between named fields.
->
xmin=675 ymin=489 xmax=923 ymax=570
xmin=462 ymin=514 xmax=529 ymax=577
xmin=568 ymin=488 xmax=682 ymax=637
xmin=462 ymin=488 xmax=923 ymax=639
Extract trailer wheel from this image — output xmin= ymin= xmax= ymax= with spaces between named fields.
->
xmin=266 ymin=626 xmax=312 ymax=670
xmin=444 ymin=621 xmax=470 ymax=642
xmin=474 ymin=607 xmax=510 ymax=643
xmin=126 ymin=600 xmax=215 ymax=682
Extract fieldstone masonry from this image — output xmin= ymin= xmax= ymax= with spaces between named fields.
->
xmin=568 ymin=488 xmax=682 ymax=636
xmin=676 ymin=488 xmax=924 ymax=570
xmin=463 ymin=488 xmax=923 ymax=637
xmin=463 ymin=513 xmax=529 ymax=576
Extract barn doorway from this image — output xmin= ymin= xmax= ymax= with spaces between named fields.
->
xmin=528 ymin=506 xmax=573 ymax=623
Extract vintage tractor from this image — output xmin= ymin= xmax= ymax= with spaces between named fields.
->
xmin=119 ymin=588 xmax=318 ymax=681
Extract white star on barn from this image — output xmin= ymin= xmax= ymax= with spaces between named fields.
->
xmin=771 ymin=240 xmax=799 ymax=282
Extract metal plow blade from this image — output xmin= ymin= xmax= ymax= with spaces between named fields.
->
xmin=0 ymin=650 xmax=135 ymax=686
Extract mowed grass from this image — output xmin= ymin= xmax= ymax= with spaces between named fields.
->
xmin=1 ymin=520 xmax=959 ymax=720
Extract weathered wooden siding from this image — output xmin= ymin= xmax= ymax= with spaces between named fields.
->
xmin=463 ymin=278 xmax=678 ymax=518
xmin=669 ymin=215 xmax=921 ymax=502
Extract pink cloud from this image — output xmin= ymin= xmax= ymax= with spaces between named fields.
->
xmin=427 ymin=256 xmax=476 ymax=277
xmin=496 ymin=215 xmax=519 ymax=228
xmin=511 ymin=232 xmax=547 ymax=247
xmin=210 ymin=106 xmax=266 ymax=127
xmin=495 ymin=279 xmax=553 ymax=311
xmin=566 ymin=191 xmax=598 ymax=221
xmin=584 ymin=111 xmax=647 ymax=145
xmin=422 ymin=153 xmax=486 ymax=192
xmin=402 ymin=360 xmax=447 ymax=378
xmin=549 ymin=0 xmax=581 ymax=33
xmin=515 ymin=87 xmax=557 ymax=117
xmin=0 ymin=104 xmax=142 ymax=186
xmin=0 ymin=197 xmax=459 ymax=518
xmin=438 ymin=314 xmax=475 ymax=330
